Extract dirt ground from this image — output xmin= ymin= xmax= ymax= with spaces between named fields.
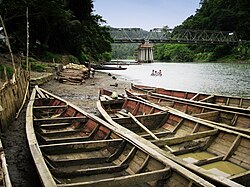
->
xmin=41 ymin=71 xmax=131 ymax=115
xmin=2 ymin=71 xmax=131 ymax=186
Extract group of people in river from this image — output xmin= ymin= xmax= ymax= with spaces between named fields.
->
xmin=151 ymin=69 xmax=162 ymax=76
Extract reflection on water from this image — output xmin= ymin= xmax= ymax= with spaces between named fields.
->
xmin=100 ymin=62 xmax=250 ymax=97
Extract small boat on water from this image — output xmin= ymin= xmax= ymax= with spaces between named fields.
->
xmin=91 ymin=64 xmax=127 ymax=70
xmin=0 ymin=139 xmax=11 ymax=187
xmin=97 ymin=92 xmax=250 ymax=187
xmin=26 ymin=86 xmax=214 ymax=187
xmin=131 ymin=84 xmax=250 ymax=114
xmin=125 ymin=89 xmax=250 ymax=135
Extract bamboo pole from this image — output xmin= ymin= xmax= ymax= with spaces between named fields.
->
xmin=127 ymin=112 xmax=159 ymax=140
xmin=0 ymin=15 xmax=16 ymax=75
xmin=26 ymin=7 xmax=30 ymax=74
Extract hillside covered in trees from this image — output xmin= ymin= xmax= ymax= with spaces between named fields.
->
xmin=112 ymin=0 xmax=250 ymax=62
xmin=154 ymin=0 xmax=250 ymax=62
xmin=0 ymin=0 xmax=113 ymax=63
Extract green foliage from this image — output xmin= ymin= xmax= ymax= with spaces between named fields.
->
xmin=30 ymin=62 xmax=47 ymax=72
xmin=68 ymin=55 xmax=79 ymax=64
xmin=112 ymin=44 xmax=137 ymax=59
xmin=102 ymin=52 xmax=112 ymax=62
xmin=154 ymin=44 xmax=194 ymax=62
xmin=0 ymin=64 xmax=14 ymax=79
xmin=0 ymin=0 xmax=112 ymax=62
xmin=179 ymin=0 xmax=250 ymax=41
xmin=174 ymin=0 xmax=250 ymax=62
xmin=41 ymin=52 xmax=63 ymax=63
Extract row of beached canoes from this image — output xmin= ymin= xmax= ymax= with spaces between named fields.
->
xmin=25 ymin=84 xmax=250 ymax=186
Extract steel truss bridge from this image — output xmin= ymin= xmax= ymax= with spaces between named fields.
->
xmin=109 ymin=28 xmax=241 ymax=45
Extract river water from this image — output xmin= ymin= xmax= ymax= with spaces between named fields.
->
xmin=100 ymin=62 xmax=250 ymax=97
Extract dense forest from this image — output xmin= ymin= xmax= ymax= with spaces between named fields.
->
xmin=113 ymin=0 xmax=250 ymax=62
xmin=1 ymin=0 xmax=249 ymax=63
xmin=0 ymin=0 xmax=113 ymax=63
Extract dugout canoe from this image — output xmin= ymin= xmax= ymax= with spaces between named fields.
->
xmin=97 ymin=94 xmax=250 ymax=186
xmin=0 ymin=139 xmax=12 ymax=187
xmin=26 ymin=86 xmax=214 ymax=187
xmin=125 ymin=89 xmax=250 ymax=135
xmin=131 ymin=84 xmax=250 ymax=114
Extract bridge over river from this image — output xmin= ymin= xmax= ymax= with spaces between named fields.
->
xmin=109 ymin=28 xmax=244 ymax=62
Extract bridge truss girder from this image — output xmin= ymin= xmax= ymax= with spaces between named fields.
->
xmin=109 ymin=28 xmax=240 ymax=45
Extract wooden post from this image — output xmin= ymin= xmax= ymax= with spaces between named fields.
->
xmin=26 ymin=7 xmax=30 ymax=74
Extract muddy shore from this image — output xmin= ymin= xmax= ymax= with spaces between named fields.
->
xmin=2 ymin=71 xmax=131 ymax=186
xmin=41 ymin=71 xmax=131 ymax=114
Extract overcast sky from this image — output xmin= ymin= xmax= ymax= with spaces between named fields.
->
xmin=93 ymin=0 xmax=200 ymax=31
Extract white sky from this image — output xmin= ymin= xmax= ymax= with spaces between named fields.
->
xmin=94 ymin=0 xmax=200 ymax=31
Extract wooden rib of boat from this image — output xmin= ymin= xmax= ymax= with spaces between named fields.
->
xmin=26 ymin=86 xmax=215 ymax=187
xmin=125 ymin=89 xmax=250 ymax=135
xmin=131 ymin=83 xmax=250 ymax=114
xmin=97 ymin=94 xmax=250 ymax=187
xmin=0 ymin=139 xmax=12 ymax=187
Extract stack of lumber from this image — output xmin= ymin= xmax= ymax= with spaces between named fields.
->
xmin=56 ymin=63 xmax=89 ymax=84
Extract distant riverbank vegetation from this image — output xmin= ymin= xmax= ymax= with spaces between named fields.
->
xmin=154 ymin=0 xmax=250 ymax=63
xmin=0 ymin=0 xmax=113 ymax=64
xmin=113 ymin=0 xmax=250 ymax=63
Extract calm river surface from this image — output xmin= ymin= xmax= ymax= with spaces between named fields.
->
xmin=101 ymin=62 xmax=250 ymax=97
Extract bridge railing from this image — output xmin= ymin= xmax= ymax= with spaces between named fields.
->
xmin=109 ymin=28 xmax=240 ymax=45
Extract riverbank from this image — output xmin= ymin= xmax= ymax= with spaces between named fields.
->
xmin=2 ymin=71 xmax=131 ymax=186
xmin=41 ymin=71 xmax=131 ymax=114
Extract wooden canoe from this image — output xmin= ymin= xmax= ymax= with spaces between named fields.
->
xmin=125 ymin=89 xmax=250 ymax=135
xmin=26 ymin=86 xmax=215 ymax=187
xmin=131 ymin=83 xmax=250 ymax=114
xmin=97 ymin=95 xmax=250 ymax=186
xmin=0 ymin=139 xmax=12 ymax=187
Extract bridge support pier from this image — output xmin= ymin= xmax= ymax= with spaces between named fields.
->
xmin=137 ymin=41 xmax=153 ymax=63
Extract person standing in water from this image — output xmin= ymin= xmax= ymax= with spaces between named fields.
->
xmin=158 ymin=70 xmax=162 ymax=76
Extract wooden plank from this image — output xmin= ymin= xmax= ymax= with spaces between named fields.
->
xmin=229 ymin=170 xmax=250 ymax=180
xmin=106 ymin=140 xmax=127 ymax=162
xmin=141 ymin=131 xmax=173 ymax=139
xmin=127 ymin=112 xmax=159 ymax=140
xmin=40 ymin=122 xmax=70 ymax=129
xmin=173 ymin=145 xmax=202 ymax=155
xmin=40 ymin=133 xmax=90 ymax=144
xmin=132 ymin=103 xmax=140 ymax=115
xmin=57 ymin=168 xmax=171 ymax=187
xmin=33 ymin=105 xmax=68 ymax=110
xmin=40 ymin=128 xmax=82 ymax=137
xmin=51 ymin=163 xmax=129 ymax=177
xmin=192 ymin=111 xmax=219 ymax=119
xmin=136 ymin=155 xmax=150 ymax=174
xmin=35 ymin=85 xmax=46 ymax=98
xmin=191 ymin=123 xmax=200 ymax=134
xmin=120 ymin=147 xmax=137 ymax=165
xmin=223 ymin=135 xmax=241 ymax=160
xmin=199 ymin=95 xmax=214 ymax=102
xmin=172 ymin=119 xmax=184 ymax=133
xmin=154 ymin=129 xmax=218 ymax=146
xmin=231 ymin=114 xmax=239 ymax=126
xmin=194 ymin=155 xmax=224 ymax=166
xmin=40 ymin=139 xmax=123 ymax=153
xmin=190 ymin=93 xmax=200 ymax=101
xmin=26 ymin=88 xmax=57 ymax=186
xmin=117 ymin=111 xmax=129 ymax=117
xmin=34 ymin=116 xmax=87 ymax=124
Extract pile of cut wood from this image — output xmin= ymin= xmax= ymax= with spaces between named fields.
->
xmin=56 ymin=63 xmax=89 ymax=84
